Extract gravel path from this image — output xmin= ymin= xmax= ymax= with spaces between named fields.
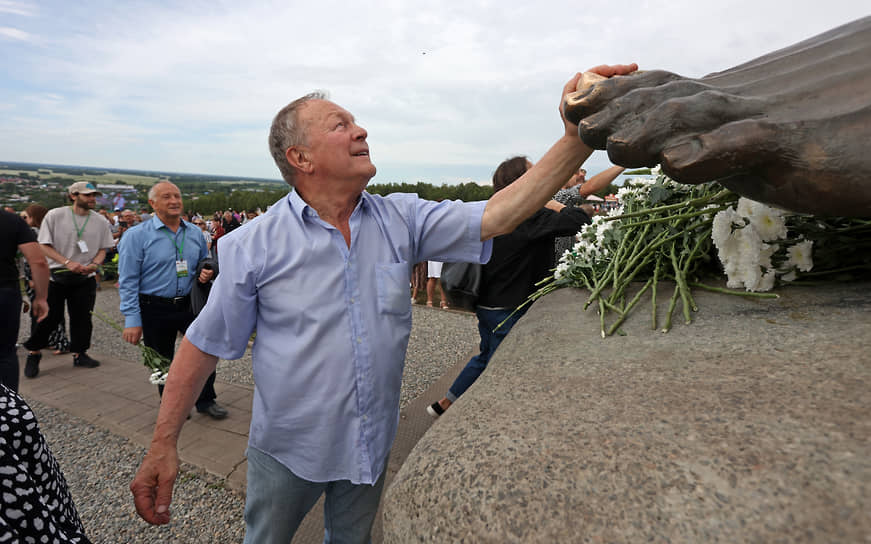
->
xmin=16 ymin=284 xmax=479 ymax=543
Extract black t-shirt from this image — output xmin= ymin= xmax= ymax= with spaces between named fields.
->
xmin=478 ymin=207 xmax=590 ymax=308
xmin=1 ymin=210 xmax=37 ymax=286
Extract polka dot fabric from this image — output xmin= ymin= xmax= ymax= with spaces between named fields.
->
xmin=0 ymin=384 xmax=91 ymax=543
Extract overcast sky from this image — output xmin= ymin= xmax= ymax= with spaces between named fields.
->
xmin=1 ymin=1 xmax=867 ymax=185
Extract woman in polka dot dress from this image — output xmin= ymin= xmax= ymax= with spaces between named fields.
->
xmin=0 ymin=384 xmax=91 ymax=543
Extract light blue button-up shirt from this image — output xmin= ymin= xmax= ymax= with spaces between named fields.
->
xmin=185 ymin=190 xmax=491 ymax=484
xmin=118 ymin=216 xmax=209 ymax=328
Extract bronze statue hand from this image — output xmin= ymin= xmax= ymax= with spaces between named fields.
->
xmin=564 ymin=17 xmax=871 ymax=217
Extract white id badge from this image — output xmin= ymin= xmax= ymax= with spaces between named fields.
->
xmin=77 ymin=240 xmax=89 ymax=253
xmin=176 ymin=259 xmax=189 ymax=277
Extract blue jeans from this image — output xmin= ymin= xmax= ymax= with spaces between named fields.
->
xmin=447 ymin=306 xmax=528 ymax=402
xmin=243 ymin=447 xmax=385 ymax=544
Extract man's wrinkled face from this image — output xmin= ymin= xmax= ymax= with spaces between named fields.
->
xmin=298 ymin=99 xmax=376 ymax=183
xmin=149 ymin=183 xmax=183 ymax=221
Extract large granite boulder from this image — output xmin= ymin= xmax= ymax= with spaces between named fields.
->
xmin=383 ymin=282 xmax=870 ymax=542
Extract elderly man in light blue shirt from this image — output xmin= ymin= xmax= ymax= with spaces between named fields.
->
xmin=131 ymin=64 xmax=638 ymax=543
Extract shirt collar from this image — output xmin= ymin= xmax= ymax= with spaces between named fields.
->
xmin=286 ymin=188 xmax=369 ymax=222
xmin=149 ymin=214 xmax=191 ymax=232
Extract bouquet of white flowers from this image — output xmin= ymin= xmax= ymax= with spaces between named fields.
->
xmin=91 ymin=309 xmax=171 ymax=384
xmin=525 ymin=170 xmax=871 ymax=337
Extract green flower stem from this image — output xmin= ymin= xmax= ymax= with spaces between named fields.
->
xmin=90 ymin=309 xmax=171 ymax=373
xmin=606 ymin=278 xmax=653 ymax=336
xmin=617 ymin=205 xmax=728 ymax=229
xmin=599 ymin=297 xmax=607 ymax=338
xmin=609 ymin=252 xmax=655 ymax=305
xmin=688 ymin=282 xmax=780 ymax=298
xmin=661 ymin=283 xmax=681 ymax=333
xmin=651 ymin=254 xmax=662 ymax=330
xmin=797 ymin=264 xmax=871 ymax=277
xmin=91 ymin=308 xmax=124 ymax=333
xmin=671 ymin=246 xmax=693 ymax=325
xmin=604 ymin=189 xmax=735 ymax=222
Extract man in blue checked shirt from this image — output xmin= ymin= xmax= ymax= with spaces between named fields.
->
xmin=117 ymin=182 xmax=227 ymax=419
xmin=131 ymin=64 xmax=638 ymax=543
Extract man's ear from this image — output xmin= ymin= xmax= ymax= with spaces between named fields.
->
xmin=286 ymin=146 xmax=314 ymax=175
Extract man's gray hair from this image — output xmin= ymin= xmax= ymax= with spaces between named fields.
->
xmin=148 ymin=181 xmax=176 ymax=201
xmin=269 ymin=91 xmax=328 ymax=187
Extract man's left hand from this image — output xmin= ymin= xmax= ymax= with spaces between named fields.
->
xmin=198 ymin=268 xmax=214 ymax=283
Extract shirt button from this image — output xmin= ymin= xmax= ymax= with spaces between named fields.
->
xmin=349 ymin=298 xmax=354 ymax=304
xmin=356 ymin=337 xmax=362 ymax=344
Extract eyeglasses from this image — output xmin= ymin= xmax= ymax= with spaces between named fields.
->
xmin=194 ymin=222 xmax=205 ymax=225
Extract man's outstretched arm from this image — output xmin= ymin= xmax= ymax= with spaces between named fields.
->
xmin=130 ymin=337 xmax=218 ymax=525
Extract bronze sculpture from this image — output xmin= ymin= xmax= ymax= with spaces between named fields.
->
xmin=564 ymin=16 xmax=871 ymax=217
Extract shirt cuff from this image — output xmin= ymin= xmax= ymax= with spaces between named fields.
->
xmin=124 ymin=314 xmax=142 ymax=328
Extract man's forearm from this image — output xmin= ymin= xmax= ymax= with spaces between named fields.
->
xmin=580 ymin=165 xmax=625 ymax=197
xmin=151 ymin=337 xmax=219 ymax=447
xmin=480 ymin=135 xmax=592 ymax=240
xmin=40 ymin=243 xmax=70 ymax=266
xmin=90 ymin=248 xmax=107 ymax=266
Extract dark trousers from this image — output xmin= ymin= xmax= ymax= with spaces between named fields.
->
xmin=139 ymin=297 xmax=216 ymax=409
xmin=0 ymin=286 xmax=22 ymax=392
xmin=23 ymin=278 xmax=96 ymax=355
xmin=447 ymin=305 xmax=529 ymax=402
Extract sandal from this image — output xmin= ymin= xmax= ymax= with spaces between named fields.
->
xmin=426 ymin=301 xmax=433 ymax=307
xmin=440 ymin=301 xmax=449 ymax=309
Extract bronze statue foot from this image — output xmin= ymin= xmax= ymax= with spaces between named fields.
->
xmin=565 ymin=17 xmax=871 ymax=217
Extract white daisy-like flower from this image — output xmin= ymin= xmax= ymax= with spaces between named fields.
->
xmin=711 ymin=207 xmax=738 ymax=251
xmin=786 ymin=240 xmax=814 ymax=272
xmin=149 ymin=371 xmax=168 ymax=385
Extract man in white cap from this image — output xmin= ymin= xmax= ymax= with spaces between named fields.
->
xmin=22 ymin=181 xmax=114 ymax=377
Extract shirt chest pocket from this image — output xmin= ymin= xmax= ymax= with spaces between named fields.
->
xmin=375 ymin=262 xmax=411 ymax=315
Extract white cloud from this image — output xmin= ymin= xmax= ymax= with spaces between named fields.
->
xmin=0 ymin=0 xmax=37 ymax=16
xmin=0 ymin=26 xmax=30 ymax=41
xmin=0 ymin=0 xmax=868 ymax=180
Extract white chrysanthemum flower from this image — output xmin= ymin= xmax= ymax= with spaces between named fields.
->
xmin=786 ymin=240 xmax=814 ymax=272
xmin=749 ymin=269 xmax=777 ymax=292
xmin=735 ymin=198 xmax=787 ymax=240
xmin=554 ymin=261 xmax=570 ymax=280
xmin=607 ymin=205 xmax=624 ymax=217
xmin=781 ymin=270 xmax=797 ymax=282
xmin=711 ymin=207 xmax=738 ymax=251
xmin=149 ymin=371 xmax=168 ymax=385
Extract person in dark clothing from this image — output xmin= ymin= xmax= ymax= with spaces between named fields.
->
xmin=427 ymin=156 xmax=592 ymax=417
xmin=0 ymin=210 xmax=49 ymax=391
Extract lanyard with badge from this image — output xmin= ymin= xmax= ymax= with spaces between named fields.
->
xmin=162 ymin=227 xmax=189 ymax=277
xmin=70 ymin=207 xmax=91 ymax=254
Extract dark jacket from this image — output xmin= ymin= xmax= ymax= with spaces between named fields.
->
xmin=191 ymin=257 xmax=218 ymax=316
xmin=477 ymin=207 xmax=589 ymax=308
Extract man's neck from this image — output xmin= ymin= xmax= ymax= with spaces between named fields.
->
xmin=158 ymin=213 xmax=182 ymax=232
xmin=72 ymin=203 xmax=91 ymax=216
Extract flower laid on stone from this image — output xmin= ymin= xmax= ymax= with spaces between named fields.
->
xmin=91 ymin=309 xmax=171 ymax=384
xmin=712 ymin=199 xmax=870 ymax=291
xmin=525 ymin=170 xmax=871 ymax=337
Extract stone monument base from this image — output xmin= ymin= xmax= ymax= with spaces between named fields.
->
xmin=383 ymin=282 xmax=871 ymax=542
